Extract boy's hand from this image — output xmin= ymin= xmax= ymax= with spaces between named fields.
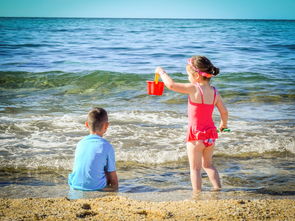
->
xmin=104 ymin=171 xmax=118 ymax=191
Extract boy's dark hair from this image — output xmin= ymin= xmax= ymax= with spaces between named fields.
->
xmin=87 ymin=107 xmax=108 ymax=132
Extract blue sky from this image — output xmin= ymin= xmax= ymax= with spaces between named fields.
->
xmin=0 ymin=0 xmax=294 ymax=19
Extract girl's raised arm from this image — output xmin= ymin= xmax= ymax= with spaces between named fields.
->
xmin=156 ymin=67 xmax=195 ymax=94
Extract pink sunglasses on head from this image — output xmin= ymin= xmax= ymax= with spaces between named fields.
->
xmin=187 ymin=58 xmax=213 ymax=78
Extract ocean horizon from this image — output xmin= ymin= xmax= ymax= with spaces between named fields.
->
xmin=1 ymin=16 xmax=295 ymax=21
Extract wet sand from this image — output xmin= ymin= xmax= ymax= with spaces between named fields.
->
xmin=0 ymin=196 xmax=294 ymax=220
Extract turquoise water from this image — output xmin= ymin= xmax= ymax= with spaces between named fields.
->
xmin=0 ymin=18 xmax=294 ymax=199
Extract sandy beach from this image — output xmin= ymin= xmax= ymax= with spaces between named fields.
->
xmin=0 ymin=196 xmax=294 ymax=220
xmin=1 ymin=18 xmax=295 ymax=221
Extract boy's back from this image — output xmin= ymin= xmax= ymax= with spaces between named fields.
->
xmin=68 ymin=134 xmax=116 ymax=190
xmin=68 ymin=108 xmax=117 ymax=191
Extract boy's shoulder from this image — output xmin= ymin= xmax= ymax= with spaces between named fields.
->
xmin=78 ymin=134 xmax=112 ymax=147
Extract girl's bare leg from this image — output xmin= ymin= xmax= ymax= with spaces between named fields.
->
xmin=202 ymin=144 xmax=221 ymax=190
xmin=187 ymin=141 xmax=205 ymax=193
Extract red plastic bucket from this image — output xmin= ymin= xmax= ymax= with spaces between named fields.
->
xmin=146 ymin=81 xmax=164 ymax=96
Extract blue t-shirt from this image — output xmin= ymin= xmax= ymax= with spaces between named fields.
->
xmin=68 ymin=134 xmax=116 ymax=190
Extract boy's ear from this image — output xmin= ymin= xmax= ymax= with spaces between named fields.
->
xmin=104 ymin=122 xmax=109 ymax=130
xmin=85 ymin=121 xmax=89 ymax=128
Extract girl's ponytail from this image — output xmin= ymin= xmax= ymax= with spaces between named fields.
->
xmin=211 ymin=66 xmax=219 ymax=76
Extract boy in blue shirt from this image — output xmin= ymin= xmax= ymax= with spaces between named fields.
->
xmin=68 ymin=107 xmax=118 ymax=191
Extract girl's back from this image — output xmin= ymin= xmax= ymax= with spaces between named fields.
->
xmin=187 ymin=83 xmax=218 ymax=140
xmin=189 ymin=84 xmax=216 ymax=105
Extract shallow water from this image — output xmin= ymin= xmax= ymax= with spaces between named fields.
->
xmin=0 ymin=18 xmax=294 ymax=199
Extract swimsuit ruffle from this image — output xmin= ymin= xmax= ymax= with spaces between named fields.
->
xmin=187 ymin=127 xmax=218 ymax=142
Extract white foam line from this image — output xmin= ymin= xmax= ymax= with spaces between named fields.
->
xmin=0 ymin=110 xmax=294 ymax=169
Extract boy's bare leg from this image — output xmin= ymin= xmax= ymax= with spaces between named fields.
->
xmin=202 ymin=144 xmax=221 ymax=190
xmin=187 ymin=141 xmax=205 ymax=193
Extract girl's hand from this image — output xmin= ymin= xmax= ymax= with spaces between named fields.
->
xmin=219 ymin=123 xmax=228 ymax=132
xmin=155 ymin=67 xmax=165 ymax=75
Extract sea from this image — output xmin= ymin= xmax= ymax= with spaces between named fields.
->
xmin=0 ymin=18 xmax=294 ymax=201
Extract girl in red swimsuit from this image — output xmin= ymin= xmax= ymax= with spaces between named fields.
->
xmin=156 ymin=56 xmax=228 ymax=194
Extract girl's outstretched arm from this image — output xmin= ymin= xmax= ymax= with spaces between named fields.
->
xmin=215 ymin=94 xmax=228 ymax=131
xmin=156 ymin=67 xmax=195 ymax=94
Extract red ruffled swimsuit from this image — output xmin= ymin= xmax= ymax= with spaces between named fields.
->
xmin=186 ymin=83 xmax=218 ymax=147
